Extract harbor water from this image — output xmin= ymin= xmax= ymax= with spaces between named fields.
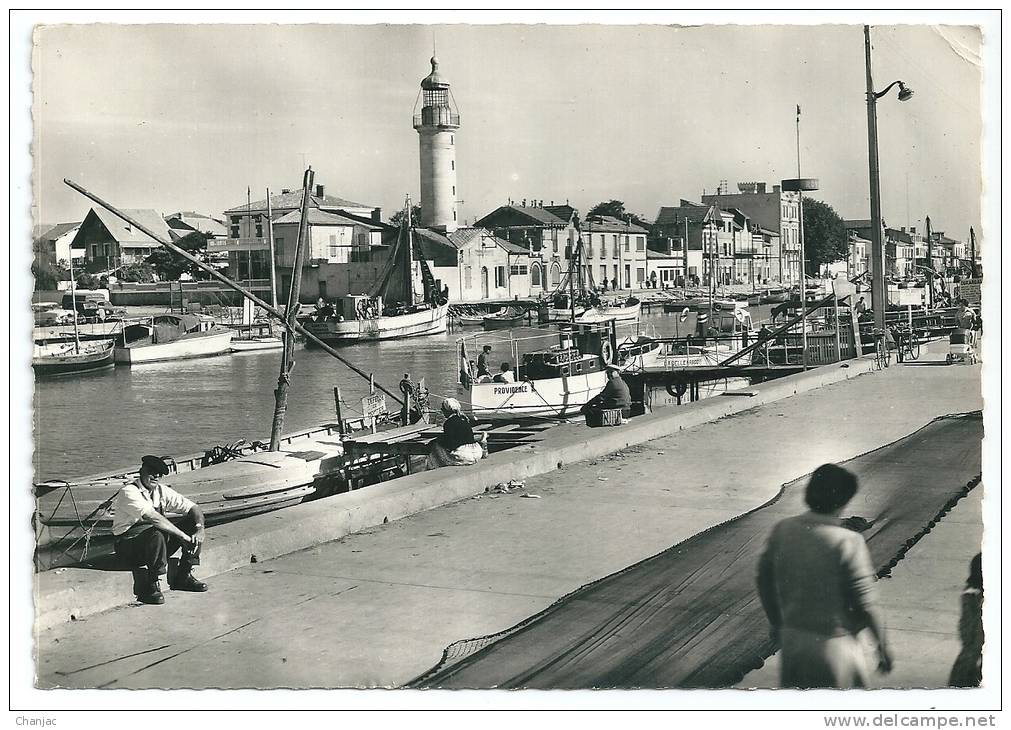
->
xmin=32 ymin=310 xmax=746 ymax=482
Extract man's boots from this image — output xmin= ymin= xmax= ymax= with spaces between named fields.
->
xmin=170 ymin=565 xmax=208 ymax=592
xmin=131 ymin=567 xmax=148 ymax=598
xmin=138 ymin=577 xmax=165 ymax=605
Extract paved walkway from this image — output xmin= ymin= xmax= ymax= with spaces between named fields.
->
xmin=37 ymin=342 xmax=982 ymax=688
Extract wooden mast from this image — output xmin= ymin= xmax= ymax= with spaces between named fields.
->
xmin=405 ymin=195 xmax=415 ymax=307
xmin=266 ymin=187 xmax=278 ymax=309
xmin=269 ymin=167 xmax=314 ymax=451
xmin=68 ymin=251 xmax=81 ymax=353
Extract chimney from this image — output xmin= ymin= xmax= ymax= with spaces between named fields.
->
xmin=756 ymin=182 xmax=767 ymax=194
xmin=371 ymin=207 xmax=382 ymax=223
xmin=522 ymin=198 xmax=527 ymax=207
xmin=315 ymin=184 xmax=325 ymax=199
xmin=772 ymin=184 xmax=781 ymax=193
xmin=910 ymin=226 xmax=917 ymax=234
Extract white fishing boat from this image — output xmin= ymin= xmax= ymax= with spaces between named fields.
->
xmin=576 ymin=296 xmax=641 ymax=324
xmin=460 ymin=325 xmax=612 ymax=419
xmin=114 ymin=314 xmax=233 ymax=364
xmin=645 ymin=340 xmax=754 ymax=370
xmin=302 ymin=207 xmax=448 ymax=344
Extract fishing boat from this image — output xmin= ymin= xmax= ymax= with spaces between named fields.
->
xmin=229 ymin=319 xmax=284 ymax=352
xmin=576 ymin=296 xmax=641 ymax=324
xmin=482 ymin=307 xmax=525 ymax=331
xmin=114 ymin=313 xmax=233 ymax=364
xmin=32 ymin=339 xmax=115 ymax=376
xmin=460 ymin=325 xmax=612 ymax=419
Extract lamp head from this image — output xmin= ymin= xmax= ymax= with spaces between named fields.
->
xmin=897 ymin=82 xmax=914 ymax=101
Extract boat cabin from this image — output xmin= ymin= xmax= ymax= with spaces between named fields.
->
xmin=122 ymin=314 xmax=219 ymax=345
xmin=332 ymin=294 xmax=384 ymax=321
xmin=517 ymin=325 xmax=614 ymax=380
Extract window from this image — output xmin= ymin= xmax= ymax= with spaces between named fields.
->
xmin=464 ymin=266 xmax=472 ymax=288
xmin=329 ymin=234 xmax=339 ymax=259
xmin=600 ymin=265 xmax=607 ymax=282
xmin=255 ymin=216 xmax=263 ymax=238
xmin=624 ymin=264 xmax=631 ymax=287
xmin=453 ymin=210 xmax=457 ymax=221
xmin=599 ymin=233 xmax=606 ymax=258
xmin=624 ymin=236 xmax=630 ymax=252
xmin=495 ymin=266 xmax=507 ymax=288
xmin=274 ymin=237 xmax=284 ymax=256
xmin=551 ymin=262 xmax=561 ymax=285
xmin=530 ymin=263 xmax=541 ymax=287
xmin=231 ymin=226 xmax=240 ymax=238
xmin=636 ymin=235 xmax=645 ymax=251
xmin=613 ymin=264 xmax=619 ymax=282
xmin=637 ymin=267 xmax=645 ymax=283
xmin=510 ymin=265 xmax=528 ymax=276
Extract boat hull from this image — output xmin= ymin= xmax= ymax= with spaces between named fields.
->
xmin=303 ymin=304 xmax=448 ymax=343
xmin=576 ymin=301 xmax=641 ymax=324
xmin=114 ymin=329 xmax=233 ymax=364
xmin=468 ymin=371 xmax=608 ymax=419
xmin=32 ymin=341 xmax=115 ymax=376
xmin=230 ymin=337 xmax=284 ymax=352
xmin=482 ymin=315 xmax=525 ymax=331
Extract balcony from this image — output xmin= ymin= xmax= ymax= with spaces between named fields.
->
xmin=413 ymin=108 xmax=461 ymax=129
xmin=206 ymin=237 xmax=269 ymax=253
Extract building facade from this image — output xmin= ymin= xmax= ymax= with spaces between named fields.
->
xmin=440 ymin=228 xmax=532 ymax=302
xmin=581 ymin=215 xmax=649 ymax=289
xmin=702 ymin=181 xmax=801 ymax=285
xmin=474 ymin=202 xmax=579 ymax=295
xmin=70 ymin=207 xmax=173 ymax=272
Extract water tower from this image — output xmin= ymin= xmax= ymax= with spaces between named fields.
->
xmin=413 ymin=56 xmax=460 ymax=232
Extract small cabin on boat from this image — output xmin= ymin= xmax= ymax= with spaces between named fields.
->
xmin=121 ymin=314 xmax=220 ymax=345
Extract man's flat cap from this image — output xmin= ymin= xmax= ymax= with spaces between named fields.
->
xmin=141 ymin=455 xmax=171 ymax=476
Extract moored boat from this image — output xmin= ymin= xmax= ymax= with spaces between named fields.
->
xmin=482 ymin=307 xmax=525 ymax=331
xmin=575 ymin=296 xmax=641 ymax=324
xmin=114 ymin=314 xmax=233 ymax=364
xmin=461 ymin=325 xmax=612 ymax=419
xmin=32 ymin=339 xmax=115 ymax=376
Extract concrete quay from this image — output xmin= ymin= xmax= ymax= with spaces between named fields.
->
xmin=36 ymin=342 xmax=983 ymax=689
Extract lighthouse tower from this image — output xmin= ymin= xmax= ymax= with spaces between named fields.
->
xmin=413 ymin=56 xmax=460 ymax=233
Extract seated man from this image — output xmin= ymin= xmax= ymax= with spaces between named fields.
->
xmin=492 ymin=362 xmax=514 ymax=383
xmin=112 ymin=455 xmax=207 ymax=605
xmin=582 ymin=366 xmax=632 ymax=421
xmin=427 ymin=399 xmax=486 ymax=469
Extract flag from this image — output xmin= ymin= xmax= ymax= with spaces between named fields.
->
xmin=459 ymin=339 xmax=472 ymax=388
xmin=796 ymin=104 xmax=801 ymax=117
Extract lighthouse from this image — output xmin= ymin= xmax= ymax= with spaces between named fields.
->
xmin=413 ymin=56 xmax=460 ymax=233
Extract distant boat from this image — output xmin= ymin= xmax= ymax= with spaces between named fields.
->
xmin=114 ymin=313 xmax=233 ymax=364
xmin=576 ymin=297 xmax=641 ymax=324
xmin=230 ymin=321 xmax=284 ymax=352
xmin=32 ymin=339 xmax=115 ymax=377
xmin=482 ymin=307 xmax=525 ymax=331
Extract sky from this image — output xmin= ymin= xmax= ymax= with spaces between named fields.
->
xmin=30 ymin=19 xmax=985 ymax=243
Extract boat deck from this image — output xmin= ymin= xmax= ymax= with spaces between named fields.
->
xmin=343 ymin=420 xmax=558 ymax=459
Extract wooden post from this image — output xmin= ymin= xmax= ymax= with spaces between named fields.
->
xmin=334 ymin=386 xmax=345 ymax=436
xmin=269 ymin=167 xmax=315 ymax=451
xmin=834 ymin=293 xmax=842 ymax=362
xmin=369 ymin=374 xmax=377 ymax=434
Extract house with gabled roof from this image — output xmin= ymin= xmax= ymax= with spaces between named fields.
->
xmin=33 ymin=222 xmax=83 ymax=267
xmin=70 ymin=207 xmax=173 ymax=272
xmin=442 ymin=227 xmax=532 ymax=301
xmin=474 ymin=202 xmax=580 ymax=295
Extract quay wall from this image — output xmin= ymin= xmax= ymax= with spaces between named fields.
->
xmin=35 ymin=356 xmax=877 ymax=631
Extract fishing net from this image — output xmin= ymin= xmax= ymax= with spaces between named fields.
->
xmin=410 ymin=411 xmax=982 ymax=689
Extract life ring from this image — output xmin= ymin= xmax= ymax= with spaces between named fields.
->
xmin=601 ymin=340 xmax=614 ymax=365
xmin=666 ymin=378 xmax=688 ymax=398
xmin=679 ymin=307 xmax=690 ymax=323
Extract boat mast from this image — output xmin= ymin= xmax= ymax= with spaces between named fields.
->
xmin=405 ymin=195 xmax=415 ymax=307
xmin=269 ymin=167 xmax=314 ymax=451
xmin=68 ymin=250 xmax=81 ymax=353
xmin=569 ymin=224 xmax=577 ymax=323
xmin=266 ymin=187 xmax=278 ymax=309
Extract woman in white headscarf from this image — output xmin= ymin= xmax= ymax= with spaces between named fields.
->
xmin=426 ymin=398 xmax=486 ymax=469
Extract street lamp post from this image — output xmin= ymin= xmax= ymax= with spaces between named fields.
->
xmin=864 ymin=24 xmax=914 ymax=337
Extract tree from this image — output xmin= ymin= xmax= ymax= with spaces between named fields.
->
xmin=32 ymin=260 xmax=68 ymax=291
xmin=147 ymin=232 xmax=209 ymax=281
xmin=389 ymin=204 xmax=423 ymax=228
xmin=586 ymin=200 xmax=652 ymax=231
xmin=75 ymin=272 xmax=101 ymax=289
xmin=802 ymin=197 xmax=849 ymax=276
xmin=117 ymin=262 xmax=156 ymax=283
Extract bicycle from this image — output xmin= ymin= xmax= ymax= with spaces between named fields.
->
xmin=872 ymin=328 xmax=891 ymax=370
xmin=900 ymin=327 xmax=921 ymax=361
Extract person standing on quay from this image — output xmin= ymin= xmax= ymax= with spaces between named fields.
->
xmin=757 ymin=463 xmax=892 ymax=688
xmin=949 ymin=553 xmax=984 ymax=687
xmin=112 ymin=455 xmax=208 ymax=605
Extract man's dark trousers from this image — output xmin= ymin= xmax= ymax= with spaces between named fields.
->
xmin=115 ymin=514 xmax=201 ymax=578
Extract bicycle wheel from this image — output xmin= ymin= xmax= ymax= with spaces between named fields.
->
xmin=908 ymin=337 xmax=920 ymax=360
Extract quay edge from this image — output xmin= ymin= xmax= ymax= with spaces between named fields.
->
xmin=35 ymin=356 xmax=877 ymax=632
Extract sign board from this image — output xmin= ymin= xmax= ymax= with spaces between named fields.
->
xmin=957 ymin=278 xmax=982 ymax=306
xmin=360 ymin=392 xmax=387 ymax=419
